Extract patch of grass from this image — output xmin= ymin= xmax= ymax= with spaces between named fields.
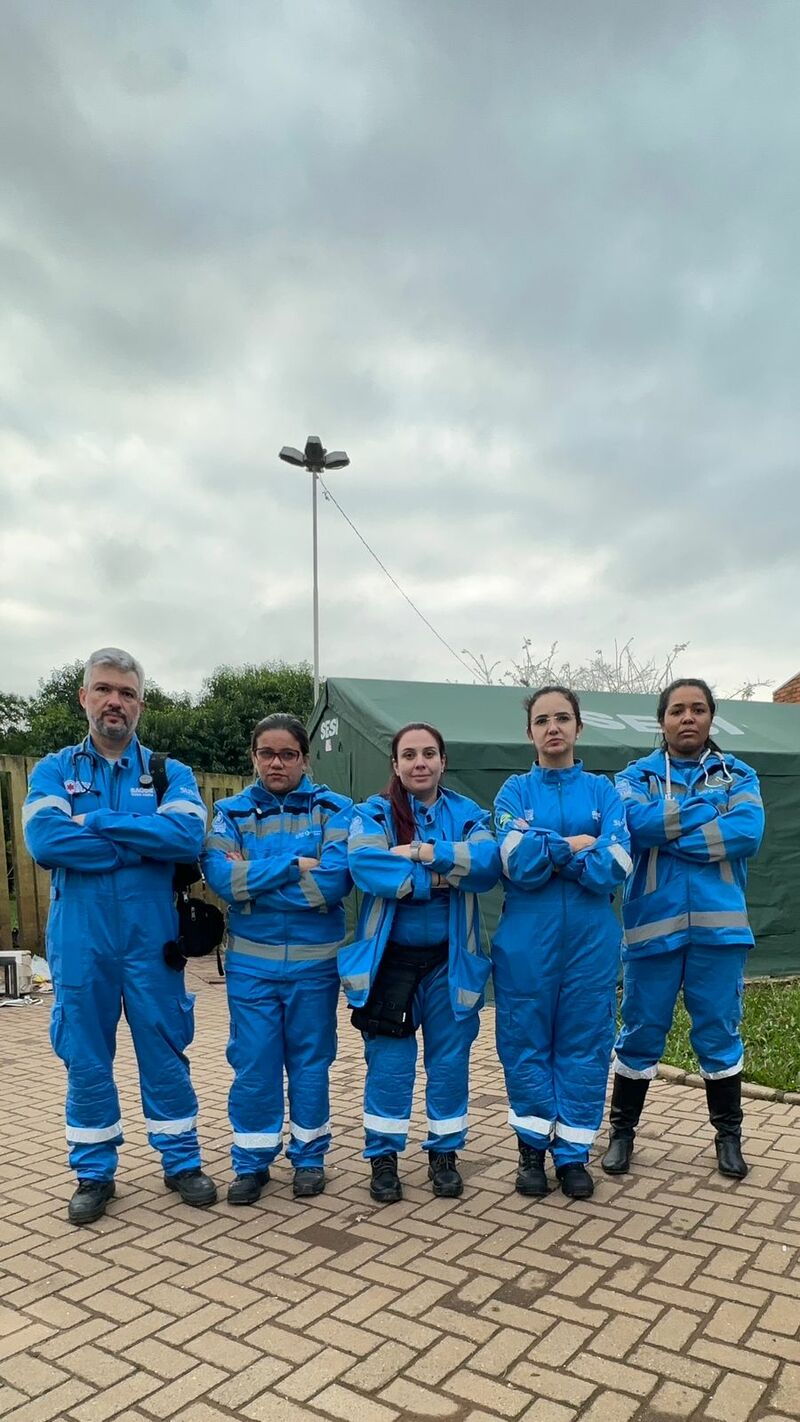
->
xmin=658 ymin=981 xmax=800 ymax=1093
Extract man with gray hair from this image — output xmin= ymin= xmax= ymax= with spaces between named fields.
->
xmin=23 ymin=647 xmax=217 ymax=1224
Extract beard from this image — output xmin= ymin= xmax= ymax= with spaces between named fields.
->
xmin=93 ymin=711 xmax=133 ymax=742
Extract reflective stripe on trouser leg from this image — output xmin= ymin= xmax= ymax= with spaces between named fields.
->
xmin=613 ymin=949 xmax=686 ymax=1080
xmin=682 ymin=942 xmax=747 ymax=1078
xmin=419 ymin=964 xmax=479 ymax=1152
xmin=363 ymin=1031 xmax=418 ymax=1159
xmin=283 ymin=965 xmax=340 ymax=1167
xmin=50 ymin=981 xmax=124 ymax=1182
xmin=551 ymin=931 xmax=619 ymax=1168
xmin=225 ymin=967 xmax=288 ymax=1176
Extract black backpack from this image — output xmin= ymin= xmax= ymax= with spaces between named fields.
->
xmin=149 ymin=753 xmax=225 ymax=967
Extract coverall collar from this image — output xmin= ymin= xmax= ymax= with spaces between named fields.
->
xmin=84 ymin=732 xmax=141 ymax=769
xmin=530 ymin=759 xmax=584 ymax=785
xmin=250 ymin=773 xmax=315 ymax=810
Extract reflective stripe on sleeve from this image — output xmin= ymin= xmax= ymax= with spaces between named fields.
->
xmin=728 ymin=792 xmax=763 ymax=810
xmin=645 ymin=847 xmax=659 ymax=895
xmin=456 ymin=987 xmax=480 ymax=1009
xmin=159 ymin=800 xmax=207 ymax=821
xmin=500 ymin=830 xmax=523 ymax=875
xmin=663 ymin=800 xmax=681 ymax=840
xmin=609 ymin=842 xmax=633 ymax=875
xmin=349 ymin=833 xmax=388 ymax=851
xmin=701 ymin=821 xmax=727 ymax=861
xmin=230 ymin=861 xmax=250 ymax=901
xmin=22 ymin=795 xmax=72 ymax=827
xmin=298 ymin=872 xmax=327 ymax=910
xmin=342 ymin=972 xmax=371 ymax=993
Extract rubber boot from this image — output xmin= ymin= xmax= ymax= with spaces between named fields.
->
xmin=601 ymin=1074 xmax=651 ymax=1175
xmin=705 ymin=1074 xmax=748 ymax=1179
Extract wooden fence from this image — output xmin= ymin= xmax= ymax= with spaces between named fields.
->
xmin=0 ymin=755 xmax=249 ymax=954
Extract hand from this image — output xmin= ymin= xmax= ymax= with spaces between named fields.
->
xmin=566 ymin=835 xmax=597 ymax=853
xmin=390 ymin=844 xmax=416 ymax=859
xmin=431 ymin=872 xmax=451 ymax=891
xmin=225 ymin=851 xmax=244 ymax=861
xmin=298 ymin=856 xmax=320 ymax=872
xmin=73 ymin=814 xmax=86 ymax=826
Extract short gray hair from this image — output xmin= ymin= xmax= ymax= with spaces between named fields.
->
xmin=83 ymin=647 xmax=145 ymax=696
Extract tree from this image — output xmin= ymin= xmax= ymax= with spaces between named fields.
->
xmin=0 ymin=692 xmax=30 ymax=755
xmin=462 ymin=639 xmax=689 ymax=693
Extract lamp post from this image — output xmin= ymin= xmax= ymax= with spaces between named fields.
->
xmin=279 ymin=435 xmax=350 ymax=705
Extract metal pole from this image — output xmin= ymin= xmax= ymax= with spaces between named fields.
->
xmin=311 ymin=468 xmax=320 ymax=704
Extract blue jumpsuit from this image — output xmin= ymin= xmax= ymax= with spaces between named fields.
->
xmin=23 ymin=737 xmax=208 ymax=1182
xmin=493 ymin=763 xmax=631 ymax=1167
xmin=201 ymin=776 xmax=353 ymax=1176
xmin=613 ymin=749 xmax=765 ymax=1080
xmin=341 ymin=790 xmax=501 ymax=1160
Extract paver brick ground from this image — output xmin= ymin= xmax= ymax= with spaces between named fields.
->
xmin=3 ymin=966 xmax=800 ymax=1421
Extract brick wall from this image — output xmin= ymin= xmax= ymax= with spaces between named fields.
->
xmin=774 ymin=672 xmax=800 ymax=703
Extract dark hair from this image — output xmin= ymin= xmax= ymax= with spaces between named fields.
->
xmin=524 ymin=684 xmax=583 ymax=732
xmin=656 ymin=678 xmax=719 ymax=752
xmin=384 ymin=722 xmax=447 ymax=845
xmin=250 ymin=713 xmax=309 ymax=756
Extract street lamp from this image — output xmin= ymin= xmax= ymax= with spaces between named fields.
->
xmin=279 ymin=435 xmax=350 ymax=705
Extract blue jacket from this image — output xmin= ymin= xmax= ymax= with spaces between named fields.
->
xmin=615 ymin=748 xmax=764 ymax=957
xmin=23 ymin=736 xmax=206 ymax=906
xmin=201 ymin=776 xmax=353 ymax=975
xmin=340 ymin=788 xmax=501 ymax=1019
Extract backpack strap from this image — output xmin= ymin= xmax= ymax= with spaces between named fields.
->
xmin=149 ymin=752 xmax=169 ymax=805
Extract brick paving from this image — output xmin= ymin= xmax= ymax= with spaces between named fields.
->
xmin=2 ymin=969 xmax=800 ymax=1421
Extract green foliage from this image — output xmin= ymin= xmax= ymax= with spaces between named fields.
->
xmin=661 ymin=981 xmax=800 ymax=1093
xmin=0 ymin=660 xmax=314 ymax=773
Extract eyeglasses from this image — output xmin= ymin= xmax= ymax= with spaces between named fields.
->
xmin=255 ymin=748 xmax=302 ymax=764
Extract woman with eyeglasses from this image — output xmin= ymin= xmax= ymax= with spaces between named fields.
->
xmin=341 ymin=722 xmax=500 ymax=1203
xmin=493 ymin=686 xmax=632 ymax=1200
xmin=602 ymin=678 xmax=764 ymax=1181
xmin=202 ymin=714 xmax=353 ymax=1204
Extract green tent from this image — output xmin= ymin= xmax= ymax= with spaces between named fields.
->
xmin=309 ymin=677 xmax=800 ymax=978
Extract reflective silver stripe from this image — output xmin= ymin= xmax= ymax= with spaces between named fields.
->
xmin=623 ymin=788 xmax=650 ymax=805
xmin=364 ymin=1113 xmax=410 ymax=1134
xmin=427 ymin=1113 xmax=468 ymax=1134
xmin=227 ymin=933 xmax=341 ymax=962
xmin=624 ymin=913 xmax=689 ymax=946
xmin=447 ymin=842 xmax=471 ymax=882
xmin=690 ymin=911 xmax=750 ymax=931
xmin=464 ymin=894 xmax=477 ymax=957
xmin=159 ymin=799 xmax=207 ymax=821
xmin=289 ymin=1119 xmax=331 ymax=1142
xmin=456 ymin=987 xmax=480 ymax=1008
xmin=469 ymin=829 xmax=495 ymax=844
xmin=700 ymin=1056 xmax=744 ymax=1081
xmin=663 ymin=801 xmax=681 ymax=841
xmin=554 ymin=1121 xmax=596 ymax=1145
xmin=500 ymin=830 xmax=523 ymax=875
xmin=324 ymin=826 xmax=349 ymax=843
xmin=205 ymin=835 xmax=234 ymax=853
xmin=613 ymin=1058 xmax=658 ymax=1080
xmin=342 ymin=972 xmax=371 ymax=993
xmin=364 ymin=898 xmax=383 ymax=938
xmin=701 ymin=821 xmax=727 ymax=861
xmin=728 ymin=792 xmax=762 ymax=810
xmin=65 ymin=1119 xmax=123 ymax=1143
xmin=719 ymin=861 xmax=735 ymax=886
xmin=233 ymin=1129 xmax=282 ymax=1148
xmin=645 ymin=848 xmax=659 ymax=895
xmin=349 ymin=833 xmax=388 ymax=851
xmin=22 ymin=795 xmax=72 ymax=827
xmin=230 ymin=861 xmax=251 ymax=902
xmin=397 ymin=873 xmax=414 ymax=900
xmin=298 ymin=871 xmax=326 ymax=909
xmin=609 ymin=842 xmax=633 ymax=875
xmin=144 ymin=1115 xmax=197 ymax=1136
xmin=508 ymin=1110 xmax=554 ymax=1135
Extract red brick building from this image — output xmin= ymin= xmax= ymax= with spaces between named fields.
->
xmin=774 ymin=672 xmax=800 ymax=703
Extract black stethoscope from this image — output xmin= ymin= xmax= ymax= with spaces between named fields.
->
xmin=71 ymin=738 xmax=153 ymax=795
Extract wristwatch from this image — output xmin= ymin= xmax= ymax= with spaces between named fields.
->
xmin=410 ymin=840 xmax=422 ymax=862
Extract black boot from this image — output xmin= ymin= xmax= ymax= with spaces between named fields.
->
xmin=428 ymin=1151 xmax=463 ymax=1198
xmin=370 ymin=1152 xmax=402 ymax=1203
xmin=705 ymin=1074 xmax=748 ymax=1179
xmin=68 ymin=1179 xmax=115 ymax=1226
xmin=293 ymin=1166 xmax=326 ymax=1198
xmin=557 ymin=1163 xmax=594 ymax=1199
xmin=515 ymin=1142 xmax=548 ymax=1197
xmin=227 ymin=1170 xmax=270 ymax=1205
xmin=601 ymin=1074 xmax=651 ymax=1175
xmin=164 ymin=1168 xmax=218 ymax=1207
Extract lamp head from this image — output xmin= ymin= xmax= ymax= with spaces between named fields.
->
xmin=324 ymin=451 xmax=350 ymax=470
xmin=279 ymin=446 xmax=306 ymax=467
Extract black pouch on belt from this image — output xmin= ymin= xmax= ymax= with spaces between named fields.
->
xmin=351 ymin=940 xmax=448 ymax=1038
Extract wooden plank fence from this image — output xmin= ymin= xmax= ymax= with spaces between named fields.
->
xmin=0 ymin=755 xmax=249 ymax=954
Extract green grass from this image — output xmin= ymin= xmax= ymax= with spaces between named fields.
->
xmin=657 ymin=981 xmax=800 ymax=1093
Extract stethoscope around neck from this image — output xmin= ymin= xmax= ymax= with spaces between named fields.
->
xmin=71 ymin=737 xmax=153 ymax=795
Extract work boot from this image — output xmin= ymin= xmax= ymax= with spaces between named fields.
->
xmin=557 ymin=1163 xmax=594 ymax=1199
xmin=68 ymin=1179 xmax=115 ymax=1226
xmin=293 ymin=1166 xmax=326 ymax=1198
xmin=370 ymin=1152 xmax=403 ymax=1203
xmin=515 ymin=1142 xmax=548 ymax=1197
xmin=227 ymin=1170 xmax=270 ymax=1205
xmin=601 ymin=1073 xmax=651 ymax=1175
xmin=428 ymin=1150 xmax=463 ymax=1198
xmin=164 ymin=1168 xmax=218 ymax=1207
xmin=705 ymin=1074 xmax=748 ymax=1179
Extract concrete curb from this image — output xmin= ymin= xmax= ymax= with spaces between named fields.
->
xmin=657 ymin=1061 xmax=800 ymax=1104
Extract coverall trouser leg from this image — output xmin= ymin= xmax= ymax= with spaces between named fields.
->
xmin=615 ymin=943 xmax=746 ymax=1080
xmin=123 ymin=947 xmax=201 ymax=1177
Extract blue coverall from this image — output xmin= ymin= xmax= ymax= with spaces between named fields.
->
xmin=23 ymin=737 xmax=208 ymax=1181
xmin=201 ymin=776 xmax=353 ymax=1176
xmin=493 ymin=763 xmax=632 ymax=1166
xmin=342 ymin=789 xmax=501 ymax=1160
xmin=613 ymin=749 xmax=765 ymax=1080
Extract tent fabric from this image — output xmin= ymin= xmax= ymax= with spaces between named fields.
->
xmin=309 ymin=678 xmax=800 ymax=979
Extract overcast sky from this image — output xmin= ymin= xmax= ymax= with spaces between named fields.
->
xmin=2 ymin=0 xmax=799 ymax=702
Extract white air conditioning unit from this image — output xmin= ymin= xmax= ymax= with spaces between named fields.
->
xmin=0 ymin=952 xmax=34 ymax=997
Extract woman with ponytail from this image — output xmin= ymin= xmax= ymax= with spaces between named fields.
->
xmin=603 ymin=678 xmax=765 ymax=1181
xmin=340 ymin=724 xmax=500 ymax=1203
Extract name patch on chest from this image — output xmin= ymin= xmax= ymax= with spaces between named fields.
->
xmin=130 ymin=787 xmax=157 ymax=798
